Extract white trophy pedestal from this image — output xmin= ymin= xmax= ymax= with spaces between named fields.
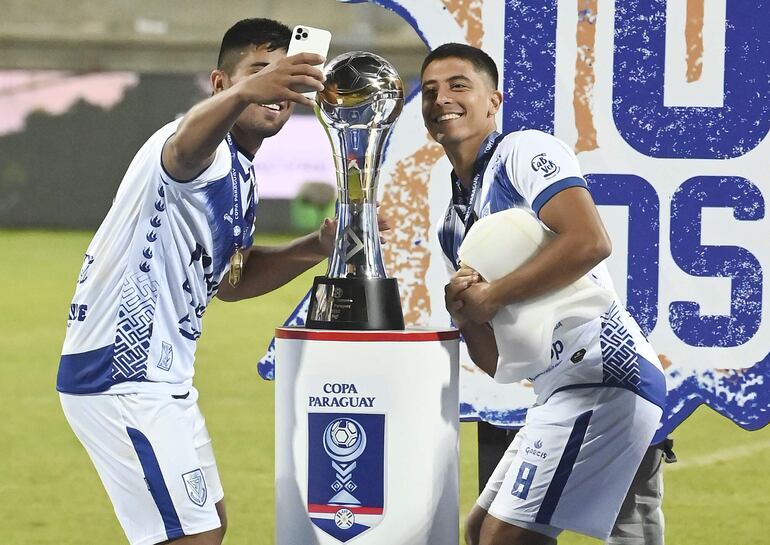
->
xmin=275 ymin=327 xmax=460 ymax=545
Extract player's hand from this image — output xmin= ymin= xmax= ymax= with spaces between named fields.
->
xmin=237 ymin=53 xmax=326 ymax=108
xmin=445 ymin=267 xmax=481 ymax=328
xmin=315 ymin=201 xmax=392 ymax=257
xmin=376 ymin=201 xmax=391 ymax=244
xmin=317 ymin=217 xmax=337 ymax=255
xmin=456 ymin=279 xmax=501 ymax=324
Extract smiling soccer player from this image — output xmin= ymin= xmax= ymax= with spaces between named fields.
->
xmin=421 ymin=43 xmax=666 ymax=545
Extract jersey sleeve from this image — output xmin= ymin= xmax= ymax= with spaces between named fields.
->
xmin=157 ymin=127 xmax=232 ymax=190
xmin=503 ymin=130 xmax=588 ymax=217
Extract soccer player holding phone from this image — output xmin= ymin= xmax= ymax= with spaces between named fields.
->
xmin=57 ymin=19 xmax=337 ymax=545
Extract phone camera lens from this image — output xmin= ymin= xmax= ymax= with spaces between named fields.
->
xmin=297 ymin=27 xmax=304 ymax=33
xmin=302 ymin=32 xmax=308 ymax=38
xmin=296 ymin=34 xmax=302 ymax=40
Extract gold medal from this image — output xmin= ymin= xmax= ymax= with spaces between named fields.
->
xmin=229 ymin=247 xmax=243 ymax=287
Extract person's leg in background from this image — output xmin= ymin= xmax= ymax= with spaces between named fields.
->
xmin=606 ymin=439 xmax=676 ymax=545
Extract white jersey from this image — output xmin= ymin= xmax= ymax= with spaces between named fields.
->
xmin=57 ymin=118 xmax=257 ymax=395
xmin=438 ymin=130 xmax=666 ymax=409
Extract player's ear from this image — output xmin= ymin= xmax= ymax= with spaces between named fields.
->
xmin=488 ymin=90 xmax=502 ymax=117
xmin=210 ymin=69 xmax=228 ymax=95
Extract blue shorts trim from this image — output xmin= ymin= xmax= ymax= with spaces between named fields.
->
xmin=126 ymin=427 xmax=184 ymax=541
xmin=535 ymin=409 xmax=593 ymax=525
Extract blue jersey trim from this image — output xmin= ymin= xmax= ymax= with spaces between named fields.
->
xmin=57 ymin=343 xmax=156 ymax=394
xmin=637 ymin=353 xmax=667 ymax=409
xmin=57 ymin=345 xmax=116 ymax=394
xmin=126 ymin=427 xmax=185 ymax=541
xmin=532 ymin=177 xmax=588 ymax=217
xmin=536 ymin=409 xmax=593 ymax=524
xmin=550 ymin=356 xmax=667 ymax=411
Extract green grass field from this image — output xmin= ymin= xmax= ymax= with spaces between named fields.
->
xmin=1 ymin=230 xmax=767 ymax=544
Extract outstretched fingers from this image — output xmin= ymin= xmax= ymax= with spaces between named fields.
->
xmin=283 ymin=89 xmax=317 ymax=108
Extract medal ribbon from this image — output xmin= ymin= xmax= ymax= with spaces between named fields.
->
xmin=225 ymin=133 xmax=252 ymax=286
xmin=449 ymin=132 xmax=505 ymax=266
xmin=225 ymin=133 xmax=246 ymax=253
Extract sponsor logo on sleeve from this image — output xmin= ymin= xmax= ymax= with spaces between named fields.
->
xmin=530 ymin=153 xmax=560 ymax=179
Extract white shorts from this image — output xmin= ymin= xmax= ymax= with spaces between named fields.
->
xmin=477 ymin=387 xmax=662 ymax=540
xmin=60 ymin=387 xmax=224 ymax=545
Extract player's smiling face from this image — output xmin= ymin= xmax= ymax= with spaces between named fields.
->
xmin=222 ymin=44 xmax=294 ymax=139
xmin=421 ymin=57 xmax=500 ymax=149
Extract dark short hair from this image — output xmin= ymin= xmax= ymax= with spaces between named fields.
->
xmin=217 ymin=18 xmax=291 ymax=72
xmin=421 ymin=43 xmax=499 ymax=88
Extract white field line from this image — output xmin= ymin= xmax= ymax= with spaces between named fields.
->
xmin=665 ymin=439 xmax=770 ymax=472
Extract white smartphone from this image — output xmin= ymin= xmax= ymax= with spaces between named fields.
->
xmin=286 ymin=25 xmax=332 ymax=99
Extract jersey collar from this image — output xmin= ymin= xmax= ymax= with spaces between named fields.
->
xmin=449 ymin=130 xmax=502 ymax=204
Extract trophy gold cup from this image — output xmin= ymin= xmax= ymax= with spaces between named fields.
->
xmin=306 ymin=52 xmax=405 ymax=330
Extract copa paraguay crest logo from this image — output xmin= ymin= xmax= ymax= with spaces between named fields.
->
xmin=307 ymin=413 xmax=385 ymax=542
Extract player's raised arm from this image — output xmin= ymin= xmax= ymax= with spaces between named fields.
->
xmin=162 ymin=52 xmax=325 ymax=182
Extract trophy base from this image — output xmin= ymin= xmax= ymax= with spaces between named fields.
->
xmin=306 ymin=276 xmax=405 ymax=330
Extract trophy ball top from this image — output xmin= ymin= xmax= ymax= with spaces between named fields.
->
xmin=316 ymin=51 xmax=404 ymax=128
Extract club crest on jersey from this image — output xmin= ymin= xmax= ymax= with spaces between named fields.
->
xmin=157 ymin=341 xmax=173 ymax=371
xmin=182 ymin=469 xmax=207 ymax=506
xmin=308 ymin=413 xmax=385 ymax=542
xmin=530 ymin=153 xmax=560 ymax=179
xmin=78 ymin=254 xmax=95 ymax=284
